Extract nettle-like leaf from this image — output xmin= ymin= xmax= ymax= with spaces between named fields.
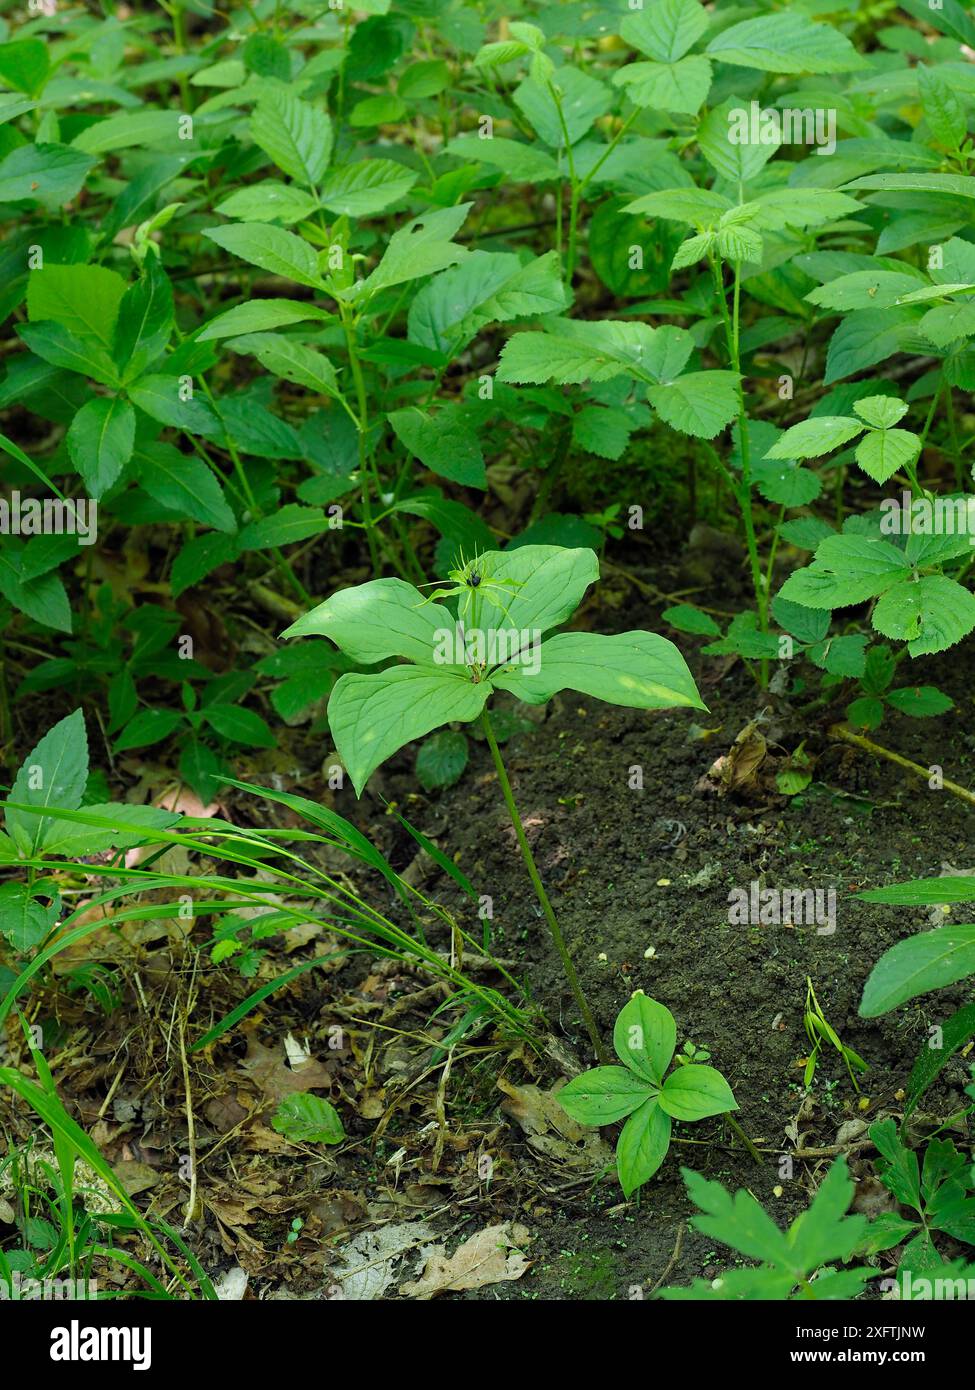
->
xmin=0 ymin=143 xmax=94 ymax=207
xmin=623 ymin=186 xmax=732 ymax=228
xmin=66 ymin=395 xmax=135 ymax=497
xmin=283 ymin=548 xmax=703 ymax=794
xmin=703 ymin=11 xmax=867 ymax=74
xmin=661 ymin=1158 xmax=872 ymax=1301
xmin=345 ymin=203 xmax=471 ymax=302
xmin=388 ymin=404 xmax=486 ymax=489
xmin=445 ymin=133 xmax=561 ymax=183
xmin=2 ymin=709 xmax=178 ymax=860
xmin=513 ymin=67 xmax=611 ymax=150
xmin=647 ymin=370 xmax=740 ymax=439
xmin=498 ymin=321 xmax=739 ymax=438
xmin=226 ymin=332 xmax=341 ymax=400
xmin=614 ymin=0 xmax=712 ymax=115
xmin=780 ymin=527 xmax=975 ymax=657
xmin=408 ymin=250 xmax=566 ymax=356
xmin=765 ymin=397 xmax=919 ymax=485
xmin=559 ymin=992 xmax=736 ymax=1197
xmin=249 ymin=88 xmax=333 ymax=190
xmin=613 ymin=55 xmax=712 ymax=115
xmin=619 ymin=0 xmax=709 ymax=64
xmin=198 ymin=299 xmax=333 ymax=342
xmin=202 ymin=222 xmax=325 ymax=290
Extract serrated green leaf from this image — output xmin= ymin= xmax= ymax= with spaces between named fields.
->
xmin=250 ymin=88 xmax=333 ymax=188
xmin=66 ymin=396 xmax=135 ymax=497
xmin=647 ymin=370 xmax=740 ymax=439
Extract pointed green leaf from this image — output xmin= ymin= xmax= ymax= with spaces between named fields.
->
xmin=613 ymin=992 xmax=677 ymax=1082
xmin=659 ymin=1064 xmax=738 ymax=1121
xmin=492 ymin=630 xmax=705 ymax=710
xmin=66 ymin=396 xmax=135 ymax=497
xmin=283 ymin=577 xmax=457 ymax=666
xmin=618 ymin=1098 xmax=672 ymax=1197
xmin=327 ymin=667 xmax=491 ymax=795
xmin=557 ymin=1065 xmax=653 ymax=1126
xmin=5 ymin=709 xmax=89 ymax=856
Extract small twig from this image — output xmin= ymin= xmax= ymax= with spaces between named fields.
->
xmin=792 ymin=1138 xmax=876 ymax=1159
xmin=726 ymin=1113 xmax=764 ymax=1165
xmin=829 ymin=723 xmax=975 ymax=809
xmin=648 ymin=1222 xmax=685 ymax=1296
xmin=178 ymin=1016 xmax=201 ymax=1224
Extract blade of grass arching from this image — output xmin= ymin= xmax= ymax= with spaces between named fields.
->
xmin=191 ymin=954 xmax=335 ymax=1052
xmin=143 ymin=1218 xmax=217 ymax=1300
xmin=0 ymin=431 xmax=66 ymax=498
xmin=30 ymin=847 xmax=390 ymax=938
xmin=32 ymin=853 xmax=527 ymax=1028
xmin=1 ymin=872 xmax=452 ymax=1031
xmin=41 ymin=818 xmax=408 ymax=937
xmin=1 ymin=898 xmax=259 ymax=1023
xmin=14 ymin=834 xmax=529 ymax=1040
xmin=98 ymin=1214 xmax=217 ymax=1300
xmin=381 ymin=798 xmax=477 ymax=901
xmin=86 ymin=1244 xmax=173 ymax=1299
xmin=0 ymin=1066 xmax=201 ymax=1298
xmin=29 ymin=1035 xmax=78 ymax=1278
xmin=221 ymin=778 xmax=402 ymax=888
xmin=9 ymin=801 xmax=419 ymax=942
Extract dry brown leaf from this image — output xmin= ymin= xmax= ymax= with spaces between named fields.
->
xmin=708 ymin=720 xmax=767 ymax=793
xmin=400 ymin=1222 xmax=531 ymax=1299
xmin=499 ymin=1077 xmax=583 ymax=1139
xmin=239 ymin=1038 xmax=333 ymax=1105
xmin=499 ymin=1077 xmax=612 ymax=1171
xmin=113 ymin=1160 xmax=160 ymax=1197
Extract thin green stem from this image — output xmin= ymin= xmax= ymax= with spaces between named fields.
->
xmin=480 ymin=707 xmax=607 ymax=1063
xmin=711 ymin=255 xmax=767 ymax=663
xmin=549 ymin=83 xmax=579 ymax=280
xmin=340 ymin=303 xmax=382 ymax=576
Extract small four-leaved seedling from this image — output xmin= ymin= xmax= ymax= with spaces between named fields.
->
xmin=557 ymin=992 xmax=738 ymax=1197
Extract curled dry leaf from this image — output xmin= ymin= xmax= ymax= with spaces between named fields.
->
xmin=499 ymin=1076 xmax=612 ymax=1171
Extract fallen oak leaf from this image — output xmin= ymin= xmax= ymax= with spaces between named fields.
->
xmin=399 ymin=1222 xmax=531 ymax=1299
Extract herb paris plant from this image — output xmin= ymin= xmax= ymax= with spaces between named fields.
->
xmin=284 ymin=545 xmax=705 ymax=1058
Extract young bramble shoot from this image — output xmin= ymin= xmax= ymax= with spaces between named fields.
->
xmin=558 ymin=992 xmax=738 ymax=1197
